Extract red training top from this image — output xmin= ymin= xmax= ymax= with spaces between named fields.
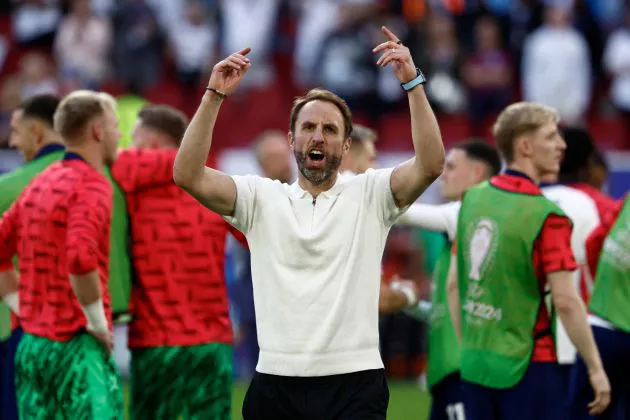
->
xmin=585 ymin=195 xmax=626 ymax=277
xmin=569 ymin=182 xmax=618 ymax=222
xmin=491 ymin=172 xmax=577 ymax=363
xmin=0 ymin=156 xmax=112 ymax=342
xmin=111 ymin=148 xmax=247 ymax=348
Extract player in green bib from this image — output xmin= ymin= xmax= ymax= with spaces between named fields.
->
xmin=0 ymin=95 xmax=66 ymax=420
xmin=382 ymin=139 xmax=501 ymax=420
xmin=447 ymin=102 xmax=610 ymax=419
xmin=569 ymin=195 xmax=630 ymax=419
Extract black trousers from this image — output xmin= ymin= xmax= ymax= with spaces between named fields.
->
xmin=242 ymin=369 xmax=389 ymax=420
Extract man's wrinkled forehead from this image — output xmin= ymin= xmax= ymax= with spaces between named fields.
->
xmin=296 ymin=100 xmax=344 ymax=130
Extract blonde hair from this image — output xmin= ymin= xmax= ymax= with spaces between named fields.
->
xmin=492 ymin=102 xmax=559 ymax=163
xmin=96 ymin=91 xmax=117 ymax=113
xmin=54 ymin=90 xmax=108 ymax=141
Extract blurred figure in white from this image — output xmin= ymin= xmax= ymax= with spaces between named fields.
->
xmin=522 ymin=3 xmax=591 ymax=126
xmin=293 ymin=0 xmax=380 ymax=89
xmin=168 ymin=1 xmax=216 ymax=89
xmin=18 ymin=53 xmax=58 ymax=100
xmin=219 ymin=0 xmax=281 ymax=89
xmin=54 ymin=0 xmax=112 ymax=89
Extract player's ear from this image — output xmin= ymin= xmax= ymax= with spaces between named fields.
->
xmin=91 ymin=118 xmax=104 ymax=143
xmin=342 ymin=136 xmax=351 ymax=155
xmin=28 ymin=120 xmax=43 ymax=145
xmin=472 ymin=162 xmax=486 ymax=182
xmin=514 ymin=135 xmax=530 ymax=159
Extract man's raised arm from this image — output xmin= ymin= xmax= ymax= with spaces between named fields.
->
xmin=373 ymin=27 xmax=445 ymax=208
xmin=174 ymin=48 xmax=252 ymax=216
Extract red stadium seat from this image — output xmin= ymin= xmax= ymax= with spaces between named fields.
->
xmin=100 ymin=80 xmax=127 ymax=98
xmin=378 ymin=112 xmax=473 ymax=151
xmin=143 ymin=80 xmax=183 ymax=110
xmin=378 ymin=112 xmax=413 ymax=151
xmin=588 ymin=116 xmax=626 ymax=149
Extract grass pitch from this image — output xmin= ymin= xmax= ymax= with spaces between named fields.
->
xmin=124 ymin=381 xmax=430 ymax=419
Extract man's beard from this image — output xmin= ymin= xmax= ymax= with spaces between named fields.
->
xmin=294 ymin=150 xmax=342 ymax=185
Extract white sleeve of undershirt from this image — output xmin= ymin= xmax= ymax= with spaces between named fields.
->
xmin=397 ymin=201 xmax=461 ymax=241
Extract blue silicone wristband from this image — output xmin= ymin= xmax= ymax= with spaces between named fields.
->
xmin=401 ymin=69 xmax=426 ymax=92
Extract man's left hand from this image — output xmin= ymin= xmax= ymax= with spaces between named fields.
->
xmin=373 ymin=26 xmax=417 ymax=84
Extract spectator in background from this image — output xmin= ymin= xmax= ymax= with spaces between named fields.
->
xmin=315 ymin=1 xmax=391 ymax=119
xmin=293 ymin=0 xmax=341 ymax=88
xmin=168 ymin=1 xmax=216 ymax=89
xmin=219 ymin=0 xmax=280 ymax=90
xmin=604 ymin=7 xmax=630 ymax=145
xmin=462 ymin=15 xmax=513 ymax=134
xmin=584 ymin=0 xmax=625 ymax=32
xmin=11 ymin=0 xmax=62 ymax=46
xmin=112 ymin=0 xmax=162 ymax=93
xmin=522 ymin=3 xmax=591 ymax=126
xmin=54 ymin=0 xmax=112 ymax=91
xmin=423 ymin=13 xmax=466 ymax=115
xmin=146 ymin=0 xmax=185 ymax=30
xmin=18 ymin=52 xmax=58 ymax=99
xmin=294 ymin=0 xmax=382 ymax=91
xmin=89 ymin=0 xmax=116 ymax=18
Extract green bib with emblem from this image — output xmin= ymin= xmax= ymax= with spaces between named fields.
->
xmin=589 ymin=196 xmax=630 ymax=332
xmin=456 ymin=181 xmax=565 ymax=388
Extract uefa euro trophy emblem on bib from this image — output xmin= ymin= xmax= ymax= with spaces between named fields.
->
xmin=469 ymin=219 xmax=497 ymax=281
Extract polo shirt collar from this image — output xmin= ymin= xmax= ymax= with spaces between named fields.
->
xmin=289 ymin=173 xmax=347 ymax=199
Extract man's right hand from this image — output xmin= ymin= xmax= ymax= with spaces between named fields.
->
xmin=587 ymin=368 xmax=611 ymax=415
xmin=87 ymin=327 xmax=114 ymax=355
xmin=207 ymin=48 xmax=252 ymax=96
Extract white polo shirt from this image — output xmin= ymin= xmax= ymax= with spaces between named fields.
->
xmin=224 ymin=167 xmax=405 ymax=377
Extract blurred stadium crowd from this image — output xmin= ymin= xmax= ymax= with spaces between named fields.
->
xmin=0 ymin=0 xmax=630 ymax=151
xmin=0 ymin=0 xmax=628 ymax=389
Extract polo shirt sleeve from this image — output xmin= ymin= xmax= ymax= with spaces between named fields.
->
xmin=223 ymin=174 xmax=260 ymax=235
xmin=364 ymin=167 xmax=409 ymax=227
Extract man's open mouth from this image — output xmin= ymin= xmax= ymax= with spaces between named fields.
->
xmin=308 ymin=150 xmax=325 ymax=161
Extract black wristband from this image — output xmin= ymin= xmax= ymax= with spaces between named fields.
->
xmin=206 ymin=87 xmax=227 ymax=99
